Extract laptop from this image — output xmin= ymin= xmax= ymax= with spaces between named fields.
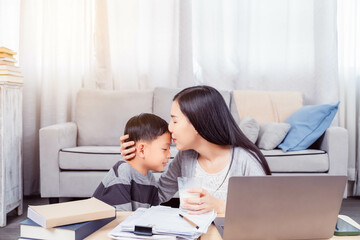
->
xmin=214 ymin=175 xmax=347 ymax=240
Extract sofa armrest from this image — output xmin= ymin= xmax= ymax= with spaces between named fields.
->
xmin=319 ymin=127 xmax=348 ymax=176
xmin=39 ymin=122 xmax=77 ymax=197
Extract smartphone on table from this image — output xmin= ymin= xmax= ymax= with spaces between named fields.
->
xmin=334 ymin=215 xmax=360 ymax=236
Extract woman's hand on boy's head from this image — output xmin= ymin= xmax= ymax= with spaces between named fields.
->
xmin=120 ymin=135 xmax=136 ymax=160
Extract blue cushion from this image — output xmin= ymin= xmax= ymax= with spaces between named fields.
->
xmin=278 ymin=102 xmax=339 ymax=152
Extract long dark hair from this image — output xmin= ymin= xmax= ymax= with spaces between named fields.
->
xmin=173 ymin=86 xmax=271 ymax=185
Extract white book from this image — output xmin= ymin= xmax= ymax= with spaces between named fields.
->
xmin=0 ymin=65 xmax=20 ymax=72
xmin=20 ymin=216 xmax=115 ymax=240
xmin=27 ymin=197 xmax=116 ymax=228
xmin=0 ymin=57 xmax=16 ymax=62
xmin=0 ymin=75 xmax=24 ymax=84
xmin=0 ymin=70 xmax=23 ymax=77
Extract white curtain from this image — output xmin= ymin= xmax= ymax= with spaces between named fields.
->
xmin=107 ymin=0 xmax=180 ymax=89
xmin=19 ymin=0 xmax=89 ymax=195
xmin=17 ymin=0 xmax=180 ymax=195
xmin=0 ymin=0 xmax=345 ymax=195
xmin=192 ymin=0 xmax=339 ymax=105
xmin=0 ymin=0 xmax=20 ymax=56
xmin=337 ymin=0 xmax=360 ymax=196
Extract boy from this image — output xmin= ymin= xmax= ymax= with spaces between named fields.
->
xmin=93 ymin=113 xmax=171 ymax=211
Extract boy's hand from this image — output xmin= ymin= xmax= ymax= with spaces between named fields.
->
xmin=120 ymin=135 xmax=136 ymax=160
xmin=183 ymin=188 xmax=226 ymax=215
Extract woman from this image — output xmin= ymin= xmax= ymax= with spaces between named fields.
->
xmin=121 ymin=85 xmax=271 ymax=214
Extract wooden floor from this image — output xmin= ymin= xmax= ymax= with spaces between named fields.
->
xmin=1 ymin=196 xmax=359 ymax=240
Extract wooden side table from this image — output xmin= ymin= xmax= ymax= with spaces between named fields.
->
xmin=0 ymin=82 xmax=23 ymax=227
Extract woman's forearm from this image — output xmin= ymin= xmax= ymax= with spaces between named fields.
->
xmin=158 ymin=153 xmax=182 ymax=203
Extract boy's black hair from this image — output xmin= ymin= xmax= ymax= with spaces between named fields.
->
xmin=124 ymin=113 xmax=170 ymax=143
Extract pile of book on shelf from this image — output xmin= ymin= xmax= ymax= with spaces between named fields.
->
xmin=0 ymin=46 xmax=23 ymax=83
xmin=18 ymin=197 xmax=116 ymax=240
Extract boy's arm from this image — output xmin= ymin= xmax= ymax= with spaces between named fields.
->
xmin=157 ymin=152 xmax=182 ymax=203
xmin=93 ymin=162 xmax=133 ymax=211
xmin=93 ymin=182 xmax=132 ymax=210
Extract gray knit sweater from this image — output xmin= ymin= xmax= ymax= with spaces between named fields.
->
xmin=158 ymin=146 xmax=266 ymax=203
xmin=93 ymin=161 xmax=159 ymax=211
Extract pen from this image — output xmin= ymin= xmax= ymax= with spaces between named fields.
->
xmin=179 ymin=213 xmax=199 ymax=229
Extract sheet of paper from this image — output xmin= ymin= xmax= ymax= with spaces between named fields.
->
xmin=110 ymin=231 xmax=176 ymax=240
xmin=109 ymin=206 xmax=217 ymax=240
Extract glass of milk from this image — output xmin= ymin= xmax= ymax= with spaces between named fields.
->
xmin=178 ymin=177 xmax=202 ymax=211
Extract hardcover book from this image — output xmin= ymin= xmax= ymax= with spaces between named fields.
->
xmin=0 ymin=46 xmax=16 ymax=55
xmin=20 ymin=216 xmax=115 ymax=240
xmin=27 ymin=198 xmax=116 ymax=228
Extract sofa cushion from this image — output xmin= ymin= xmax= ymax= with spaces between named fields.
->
xmin=60 ymin=146 xmax=328 ymax=173
xmin=60 ymin=146 xmax=178 ymax=171
xmin=261 ymin=149 xmax=325 ymax=156
xmin=153 ymin=87 xmax=231 ymax=123
xmin=230 ymin=94 xmax=241 ymax=124
xmin=238 ymin=116 xmax=259 ymax=143
xmin=256 ymin=122 xmax=291 ymax=150
xmin=60 ymin=146 xmax=121 ymax=170
xmin=278 ymin=102 xmax=340 ymax=152
xmin=261 ymin=149 xmax=328 ymax=172
xmin=76 ymin=89 xmax=153 ymax=146
xmin=233 ymin=90 xmax=303 ymax=125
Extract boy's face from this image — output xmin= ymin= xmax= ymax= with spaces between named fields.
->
xmin=143 ymin=132 xmax=172 ymax=172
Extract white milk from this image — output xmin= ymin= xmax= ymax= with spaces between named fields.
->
xmin=179 ymin=190 xmax=200 ymax=208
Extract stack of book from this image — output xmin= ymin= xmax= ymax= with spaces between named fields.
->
xmin=0 ymin=46 xmax=23 ymax=83
xmin=18 ymin=197 xmax=116 ymax=240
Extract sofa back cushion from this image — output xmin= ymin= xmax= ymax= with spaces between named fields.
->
xmin=153 ymin=87 xmax=231 ymax=123
xmin=76 ymin=89 xmax=153 ymax=146
xmin=232 ymin=90 xmax=303 ymax=125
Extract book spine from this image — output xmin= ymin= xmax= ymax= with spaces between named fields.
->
xmin=0 ymin=53 xmax=14 ymax=58
xmin=0 ymin=66 xmax=20 ymax=72
xmin=75 ymin=216 xmax=115 ymax=240
xmin=0 ymin=75 xmax=24 ymax=84
xmin=0 ymin=57 xmax=17 ymax=62
xmin=0 ymin=62 xmax=15 ymax=66
xmin=0 ymin=49 xmax=16 ymax=55
xmin=27 ymin=207 xmax=46 ymax=228
xmin=0 ymin=71 xmax=23 ymax=77
xmin=18 ymin=238 xmax=41 ymax=240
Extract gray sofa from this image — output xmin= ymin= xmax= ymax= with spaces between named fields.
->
xmin=39 ymin=88 xmax=349 ymax=201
